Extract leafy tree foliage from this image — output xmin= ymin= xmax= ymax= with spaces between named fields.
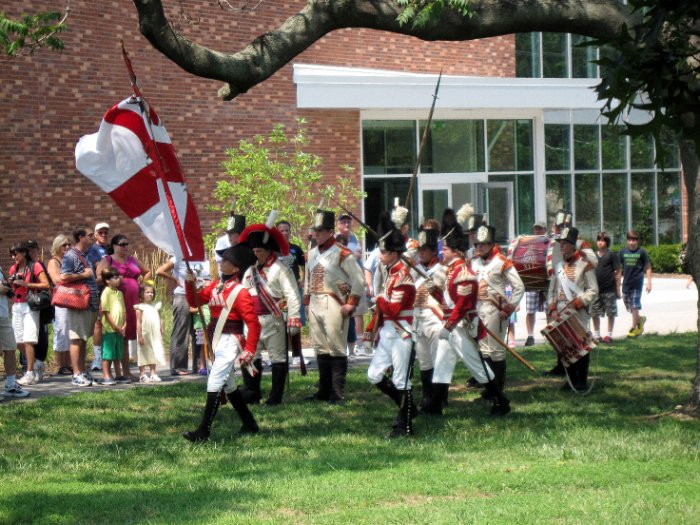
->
xmin=210 ymin=119 xmax=365 ymax=247
xmin=0 ymin=9 xmax=68 ymax=57
xmin=590 ymin=1 xmax=700 ymax=153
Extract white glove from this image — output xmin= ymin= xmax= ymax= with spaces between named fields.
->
xmin=439 ymin=328 xmax=451 ymax=340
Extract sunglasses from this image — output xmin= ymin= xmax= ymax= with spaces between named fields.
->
xmin=117 ymin=242 xmax=129 ymax=247
xmin=9 ymin=251 xmax=17 ymax=256
xmin=62 ymin=243 xmax=72 ymax=248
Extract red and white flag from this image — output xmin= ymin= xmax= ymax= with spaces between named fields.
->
xmin=75 ymin=97 xmax=205 ymax=261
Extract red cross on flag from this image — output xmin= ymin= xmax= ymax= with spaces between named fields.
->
xmin=75 ymin=97 xmax=205 ymax=261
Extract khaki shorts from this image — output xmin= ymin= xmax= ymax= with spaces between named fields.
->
xmin=67 ymin=310 xmax=98 ymax=341
xmin=0 ymin=316 xmax=16 ymax=350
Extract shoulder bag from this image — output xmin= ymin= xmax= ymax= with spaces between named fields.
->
xmin=52 ymin=250 xmax=91 ymax=310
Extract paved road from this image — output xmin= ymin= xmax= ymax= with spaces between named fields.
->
xmin=515 ymin=276 xmax=698 ymax=344
xmin=3 ymin=277 xmax=696 ymax=402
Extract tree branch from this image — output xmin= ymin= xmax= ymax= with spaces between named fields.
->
xmin=132 ymin=0 xmax=634 ymax=100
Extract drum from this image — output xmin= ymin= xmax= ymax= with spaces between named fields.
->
xmin=506 ymin=235 xmax=554 ymax=291
xmin=540 ymin=308 xmax=596 ymax=366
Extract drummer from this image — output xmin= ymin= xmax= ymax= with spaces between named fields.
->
xmin=471 ymin=224 xmax=525 ymax=405
xmin=524 ymin=221 xmax=549 ymax=347
xmin=547 ymin=226 xmax=598 ymax=392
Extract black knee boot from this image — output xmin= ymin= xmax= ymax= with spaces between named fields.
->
xmin=227 ymin=389 xmax=260 ymax=434
xmin=265 ymin=362 xmax=288 ymax=405
xmin=328 ymin=356 xmax=348 ymax=404
xmin=307 ymin=354 xmax=333 ymax=401
xmin=375 ymin=375 xmax=402 ymax=405
xmin=419 ymin=369 xmax=434 ymax=411
xmin=427 ymin=383 xmax=449 ymax=415
xmin=488 ymin=360 xmax=511 ymax=416
xmin=183 ymin=391 xmax=221 ymax=443
xmin=388 ymin=390 xmax=415 ymax=438
xmin=480 ymin=357 xmax=496 ymax=401
xmin=240 ymin=358 xmax=263 ymax=404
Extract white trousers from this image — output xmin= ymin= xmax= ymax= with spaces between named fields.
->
xmin=207 ymin=333 xmax=242 ymax=394
xmin=309 ymin=295 xmax=349 ymax=357
xmin=432 ymin=324 xmax=494 ymax=384
xmin=367 ymin=324 xmax=413 ymax=389
xmin=414 ymin=312 xmax=442 ymax=371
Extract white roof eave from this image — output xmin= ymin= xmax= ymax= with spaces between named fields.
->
xmin=293 ymin=63 xmax=603 ymax=111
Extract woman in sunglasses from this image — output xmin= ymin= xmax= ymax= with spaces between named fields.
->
xmin=8 ymin=241 xmax=50 ymax=385
xmin=46 ymin=235 xmax=74 ymax=375
xmin=96 ymin=235 xmax=151 ymax=381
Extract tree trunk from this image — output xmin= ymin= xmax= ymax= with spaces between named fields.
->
xmin=680 ymin=139 xmax=700 ymax=415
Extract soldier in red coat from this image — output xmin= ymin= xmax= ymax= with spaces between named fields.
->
xmin=182 ymin=245 xmax=262 ymax=443
xmin=365 ymin=227 xmax=417 ymax=437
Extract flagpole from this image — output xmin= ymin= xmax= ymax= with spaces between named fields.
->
xmin=121 ymin=42 xmax=214 ymax=370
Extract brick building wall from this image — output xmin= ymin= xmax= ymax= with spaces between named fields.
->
xmin=0 ymin=1 xmax=514 ymax=262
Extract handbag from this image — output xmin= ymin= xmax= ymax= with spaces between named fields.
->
xmin=26 ymin=261 xmax=53 ymax=312
xmin=27 ymin=289 xmax=52 ymax=311
xmin=52 ymin=282 xmax=91 ymax=310
xmin=51 ymin=249 xmax=92 ymax=310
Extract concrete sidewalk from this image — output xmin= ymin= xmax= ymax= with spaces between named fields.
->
xmin=513 ymin=276 xmax=698 ymax=345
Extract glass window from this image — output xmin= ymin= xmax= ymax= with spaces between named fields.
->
xmin=571 ymin=35 xmax=598 ymax=78
xmin=575 ymin=173 xmax=600 ymax=241
xmin=657 ymin=171 xmax=682 ymax=243
xmin=573 ymin=125 xmax=599 ymax=171
xmin=422 ymin=189 xmax=448 ymax=226
xmin=487 ymin=120 xmax=533 ymax=172
xmin=546 ymin=174 xmax=572 ymax=224
xmin=545 ymin=124 xmax=570 ymax=171
xmin=602 ymin=173 xmax=628 ymax=245
xmin=419 ymin=120 xmax=485 ymax=173
xmin=630 ymin=172 xmax=656 ymax=245
xmin=601 ymin=125 xmax=627 ymax=170
xmin=362 ymin=121 xmax=416 ymax=175
xmin=491 ymin=174 xmax=534 ymax=237
xmin=364 ymin=177 xmax=414 ymax=248
xmin=630 ymin=133 xmax=655 ymax=170
xmin=542 ymin=33 xmax=568 ymax=77
xmin=516 ymin=33 xmax=541 ymax=78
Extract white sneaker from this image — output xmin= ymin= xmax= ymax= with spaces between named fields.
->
xmin=17 ymin=371 xmax=36 ymax=386
xmin=4 ymin=383 xmax=30 ymax=398
xmin=71 ymin=373 xmax=93 ymax=387
xmin=140 ymin=375 xmax=151 ymax=383
xmin=150 ymin=374 xmax=162 ymax=383
xmin=292 ymin=357 xmax=300 ymax=366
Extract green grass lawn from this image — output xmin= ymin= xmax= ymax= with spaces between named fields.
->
xmin=2 ymin=333 xmax=699 ymax=524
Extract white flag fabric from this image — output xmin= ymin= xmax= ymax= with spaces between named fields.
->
xmin=75 ymin=97 xmax=205 ymax=261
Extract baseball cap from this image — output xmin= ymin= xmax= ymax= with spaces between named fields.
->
xmin=533 ymin=221 xmax=547 ymax=230
xmin=95 ymin=222 xmax=110 ymax=232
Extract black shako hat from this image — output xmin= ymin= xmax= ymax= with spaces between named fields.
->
xmin=226 ymin=214 xmax=246 ymax=234
xmin=417 ymin=227 xmax=439 ymax=250
xmin=313 ymin=209 xmax=335 ymax=231
xmin=441 ymin=208 xmax=469 ymax=252
xmin=466 ymin=213 xmax=484 ymax=233
xmin=558 ymin=226 xmax=579 ymax=245
xmin=216 ymin=244 xmax=257 ymax=275
xmin=378 ymin=228 xmax=407 ymax=253
xmin=475 ymin=225 xmax=496 ymax=244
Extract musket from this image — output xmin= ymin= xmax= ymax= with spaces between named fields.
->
xmin=327 ymin=196 xmax=432 ymax=282
xmin=483 ymin=325 xmax=537 ymax=374
xmin=404 ymin=69 xmax=443 ymax=209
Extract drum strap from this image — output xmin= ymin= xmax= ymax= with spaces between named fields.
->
xmin=555 ymin=263 xmax=583 ymax=301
